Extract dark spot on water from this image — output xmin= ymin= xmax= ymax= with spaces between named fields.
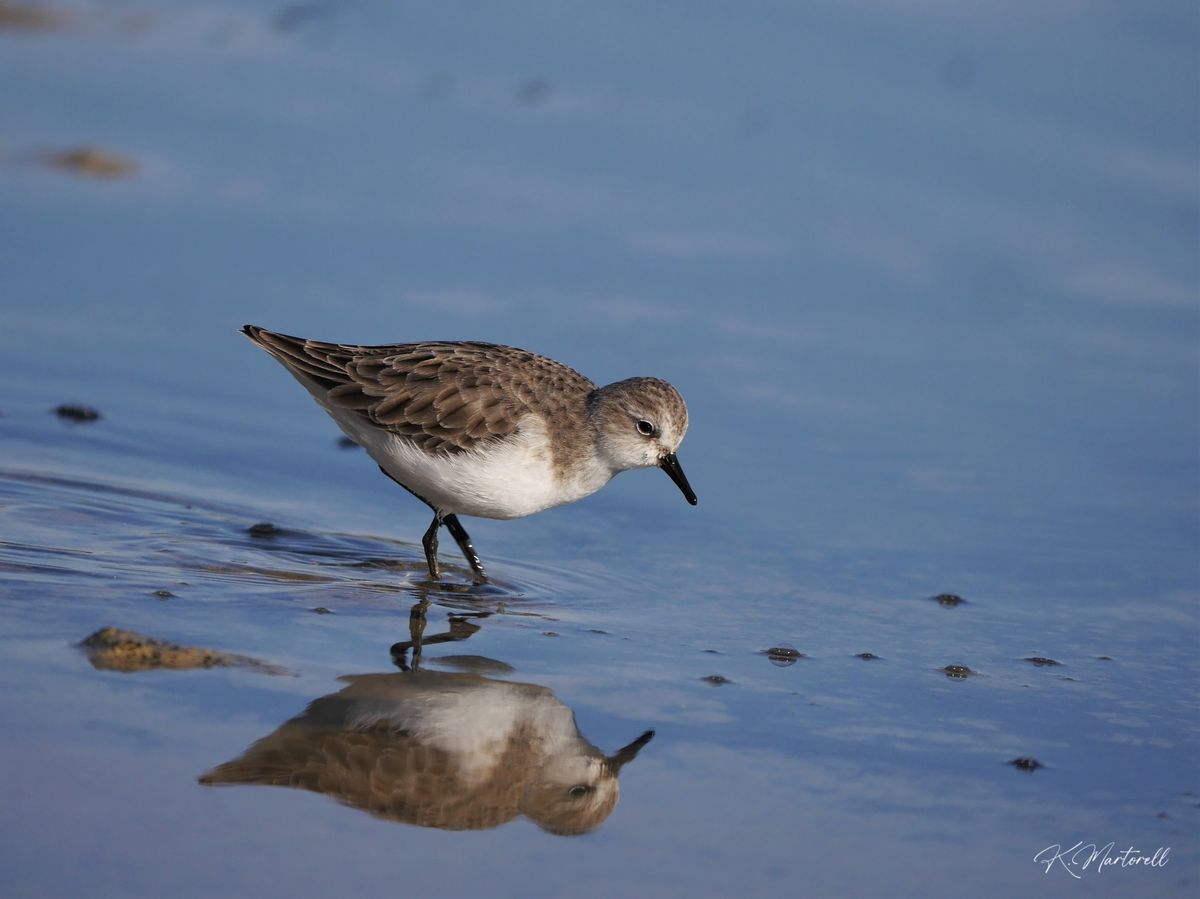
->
xmin=336 ymin=436 xmax=359 ymax=449
xmin=1157 ymin=811 xmax=1170 ymax=819
xmin=855 ymin=652 xmax=879 ymax=660
xmin=275 ymin=2 xmax=337 ymax=33
xmin=54 ymin=404 xmax=101 ymax=422
xmin=516 ymin=77 xmax=552 ymax=106
xmin=311 ymin=607 xmax=331 ymax=614
xmin=941 ymin=665 xmax=974 ymax=679
xmin=1097 ymin=655 xmax=1114 ymax=661
xmin=760 ymin=645 xmax=803 ymax=666
xmin=1058 ymin=676 xmax=1076 ymax=682
xmin=542 ymin=631 xmax=559 ymax=637
xmin=588 ymin=628 xmax=609 ymax=635
xmin=932 ymin=593 xmax=966 ymax=606
xmin=152 ymin=590 xmax=174 ymax=600
xmin=1010 ymin=757 xmax=1043 ymax=772
xmin=429 ymin=654 xmax=515 ymax=674
xmin=703 ymin=648 xmax=721 ymax=654
xmin=1025 ymin=656 xmax=1061 ymax=666
xmin=702 ymin=675 xmax=730 ymax=685
xmin=248 ymin=522 xmax=279 ymax=537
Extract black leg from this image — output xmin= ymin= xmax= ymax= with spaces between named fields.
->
xmin=378 ymin=465 xmax=443 ymax=579
xmin=443 ymin=514 xmax=487 ymax=581
xmin=421 ymin=513 xmax=441 ymax=580
xmin=408 ymin=597 xmax=430 ymax=668
xmin=378 ymin=465 xmax=486 ymax=582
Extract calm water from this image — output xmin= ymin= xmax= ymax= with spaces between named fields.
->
xmin=1 ymin=2 xmax=1197 ymax=896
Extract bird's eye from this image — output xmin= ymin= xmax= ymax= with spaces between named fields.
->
xmin=636 ymin=419 xmax=655 ymax=437
xmin=568 ymin=785 xmax=594 ymax=798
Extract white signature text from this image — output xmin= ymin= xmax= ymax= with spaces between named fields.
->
xmin=1034 ymin=842 xmax=1170 ymax=878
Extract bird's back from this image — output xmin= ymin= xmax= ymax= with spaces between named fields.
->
xmin=243 ymin=326 xmax=596 ymax=456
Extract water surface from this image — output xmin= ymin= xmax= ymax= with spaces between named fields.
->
xmin=1 ymin=2 xmax=1197 ymax=896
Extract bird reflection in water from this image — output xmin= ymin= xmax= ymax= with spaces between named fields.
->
xmin=199 ymin=601 xmax=654 ymax=835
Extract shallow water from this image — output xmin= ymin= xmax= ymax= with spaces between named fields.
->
xmin=1 ymin=2 xmax=1198 ymax=897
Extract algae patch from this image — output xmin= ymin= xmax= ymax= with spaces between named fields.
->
xmin=80 ymin=626 xmax=288 ymax=674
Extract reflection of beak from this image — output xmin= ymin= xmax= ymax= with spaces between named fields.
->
xmin=606 ymin=729 xmax=655 ymax=772
xmin=659 ymin=453 xmax=698 ymax=505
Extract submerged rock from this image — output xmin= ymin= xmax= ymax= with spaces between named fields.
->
xmin=54 ymin=404 xmax=101 ymax=422
xmin=760 ymin=645 xmax=804 ymax=666
xmin=1009 ymin=757 xmax=1044 ymax=772
xmin=44 ymin=146 xmax=136 ymax=178
xmin=931 ymin=593 xmax=966 ymax=607
xmin=941 ymin=664 xmax=974 ymax=679
xmin=79 ymin=626 xmax=287 ymax=674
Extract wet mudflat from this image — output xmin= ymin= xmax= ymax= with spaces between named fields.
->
xmin=1 ymin=2 xmax=1196 ymax=897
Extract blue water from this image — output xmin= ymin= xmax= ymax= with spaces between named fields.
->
xmin=1 ymin=2 xmax=1197 ymax=896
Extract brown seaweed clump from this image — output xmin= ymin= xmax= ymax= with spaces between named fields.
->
xmin=0 ymin=3 xmax=67 ymax=32
xmin=80 ymin=626 xmax=287 ymax=674
xmin=44 ymin=146 xmax=137 ymax=178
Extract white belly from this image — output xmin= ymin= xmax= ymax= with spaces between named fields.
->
xmin=333 ymin=410 xmax=611 ymax=519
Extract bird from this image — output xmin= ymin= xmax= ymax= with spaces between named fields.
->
xmin=241 ymin=326 xmax=697 ymax=581
xmin=198 ymin=670 xmax=656 ymax=835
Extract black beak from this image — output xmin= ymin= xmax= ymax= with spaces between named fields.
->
xmin=659 ymin=453 xmax=697 ymax=505
xmin=606 ymin=729 xmax=655 ymax=772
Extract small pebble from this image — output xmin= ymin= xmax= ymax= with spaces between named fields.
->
xmin=702 ymin=674 xmax=730 ymax=685
xmin=1025 ymin=656 xmax=1061 ymax=667
xmin=855 ymin=652 xmax=879 ymax=660
xmin=941 ymin=664 xmax=974 ymax=679
xmin=761 ymin=645 xmax=804 ymax=667
xmin=54 ymin=404 xmax=101 ymax=422
xmin=542 ymin=631 xmax=559 ymax=637
xmin=932 ymin=593 xmax=966 ymax=606
xmin=248 ymin=522 xmax=279 ymax=537
xmin=311 ymin=607 xmax=331 ymax=615
xmin=1010 ymin=757 xmax=1043 ymax=771
xmin=152 ymin=590 xmax=174 ymax=599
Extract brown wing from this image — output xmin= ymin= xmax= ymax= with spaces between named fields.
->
xmin=199 ymin=724 xmax=534 ymax=830
xmin=243 ymin=326 xmax=595 ymax=454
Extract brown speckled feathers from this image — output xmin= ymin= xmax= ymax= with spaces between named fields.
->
xmin=199 ymin=722 xmax=543 ymax=831
xmin=243 ymin=326 xmax=596 ymax=454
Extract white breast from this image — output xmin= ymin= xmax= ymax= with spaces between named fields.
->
xmin=333 ymin=410 xmax=613 ymax=519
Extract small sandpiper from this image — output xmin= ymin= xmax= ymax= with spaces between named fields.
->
xmin=242 ymin=326 xmax=697 ymax=581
